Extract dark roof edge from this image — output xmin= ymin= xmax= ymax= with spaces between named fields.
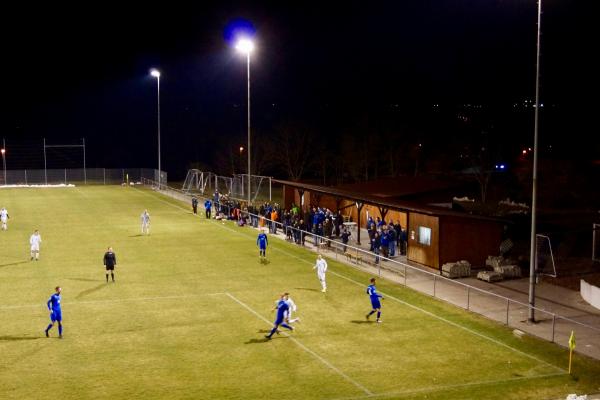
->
xmin=274 ymin=179 xmax=510 ymax=224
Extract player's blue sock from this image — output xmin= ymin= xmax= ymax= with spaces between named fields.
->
xmin=280 ymin=323 xmax=293 ymax=331
xmin=267 ymin=327 xmax=277 ymax=338
xmin=377 ymin=312 xmax=381 ymax=319
xmin=58 ymin=325 xmax=63 ymax=335
xmin=368 ymin=311 xmax=375 ymax=316
xmin=45 ymin=324 xmax=53 ymax=332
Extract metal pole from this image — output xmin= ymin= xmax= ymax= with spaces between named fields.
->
xmin=528 ymin=0 xmax=543 ymax=323
xmin=2 ymin=138 xmax=6 ymax=185
xmin=103 ymin=168 xmax=106 ymax=185
xmin=467 ymin=286 xmax=470 ymax=310
xmin=43 ymin=138 xmax=47 ymax=184
xmin=551 ymin=314 xmax=556 ymax=342
xmin=157 ymin=75 xmax=161 ymax=190
xmin=83 ymin=138 xmax=87 ymax=184
xmin=506 ymin=298 xmax=510 ymax=325
xmin=246 ymin=52 xmax=251 ymax=206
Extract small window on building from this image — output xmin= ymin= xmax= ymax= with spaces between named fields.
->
xmin=418 ymin=226 xmax=431 ymax=246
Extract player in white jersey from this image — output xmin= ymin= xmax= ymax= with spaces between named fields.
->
xmin=0 ymin=207 xmax=8 ymax=230
xmin=140 ymin=210 xmax=151 ymax=235
xmin=313 ymin=254 xmax=328 ymax=292
xmin=30 ymin=229 xmax=42 ymax=261
xmin=283 ymin=293 xmax=300 ymax=324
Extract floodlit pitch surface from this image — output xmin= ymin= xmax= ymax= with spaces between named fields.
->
xmin=1 ymin=186 xmax=599 ymax=400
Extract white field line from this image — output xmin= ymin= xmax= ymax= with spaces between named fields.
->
xmin=0 ymin=293 xmax=225 ymax=310
xmin=274 ymin=246 xmax=567 ymax=374
xmin=135 ymin=188 xmax=567 ymax=373
xmin=329 ymin=371 xmax=567 ymax=400
xmin=224 ymin=292 xmax=373 ymax=396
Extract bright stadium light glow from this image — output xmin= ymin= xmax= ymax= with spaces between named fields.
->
xmin=150 ymin=69 xmax=161 ymax=78
xmin=235 ymin=38 xmax=254 ymax=54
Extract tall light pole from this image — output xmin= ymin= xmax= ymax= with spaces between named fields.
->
xmin=528 ymin=0 xmax=543 ymax=323
xmin=1 ymin=148 xmax=6 ymax=185
xmin=235 ymin=38 xmax=254 ymax=206
xmin=150 ymin=69 xmax=161 ymax=189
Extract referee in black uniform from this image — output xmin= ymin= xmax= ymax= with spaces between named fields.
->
xmin=103 ymin=247 xmax=117 ymax=283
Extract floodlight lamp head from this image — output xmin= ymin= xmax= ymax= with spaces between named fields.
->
xmin=235 ymin=38 xmax=254 ymax=54
xmin=150 ymin=69 xmax=161 ymax=78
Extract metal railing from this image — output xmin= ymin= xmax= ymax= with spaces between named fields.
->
xmin=0 ymin=168 xmax=165 ymax=186
xmin=143 ymin=178 xmax=600 ymax=360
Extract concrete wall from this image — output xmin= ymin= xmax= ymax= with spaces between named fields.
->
xmin=581 ymin=280 xmax=600 ymax=311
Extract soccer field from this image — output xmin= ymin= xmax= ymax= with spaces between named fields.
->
xmin=1 ymin=186 xmax=599 ymax=400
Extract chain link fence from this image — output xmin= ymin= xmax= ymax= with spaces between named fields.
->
xmin=0 ymin=168 xmax=165 ymax=186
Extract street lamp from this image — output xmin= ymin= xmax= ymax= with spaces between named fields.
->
xmin=528 ymin=0 xmax=543 ymax=323
xmin=235 ymin=38 xmax=254 ymax=206
xmin=150 ymin=69 xmax=161 ymax=189
xmin=1 ymin=148 xmax=6 ymax=185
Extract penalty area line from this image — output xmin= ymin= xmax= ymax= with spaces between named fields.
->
xmin=224 ymin=292 xmax=373 ymax=396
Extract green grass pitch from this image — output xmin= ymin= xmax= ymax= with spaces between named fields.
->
xmin=1 ymin=186 xmax=599 ymax=400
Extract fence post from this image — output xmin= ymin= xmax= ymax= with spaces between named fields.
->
xmin=25 ymin=170 xmax=28 ymax=185
xmin=467 ymin=286 xmax=470 ymax=310
xmin=103 ymin=168 xmax=106 ymax=185
xmin=506 ymin=298 xmax=510 ymax=325
xmin=404 ymin=264 xmax=407 ymax=286
xmin=551 ymin=314 xmax=556 ymax=342
xmin=64 ymin=168 xmax=67 ymax=184
xmin=433 ymin=274 xmax=437 ymax=297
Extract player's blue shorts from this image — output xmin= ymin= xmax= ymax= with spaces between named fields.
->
xmin=259 ymin=245 xmax=266 ymax=250
xmin=50 ymin=309 xmax=62 ymax=322
xmin=370 ymin=299 xmax=381 ymax=309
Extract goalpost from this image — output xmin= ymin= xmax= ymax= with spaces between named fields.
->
xmin=535 ymin=234 xmax=557 ymax=279
xmin=43 ymin=138 xmax=87 ymax=184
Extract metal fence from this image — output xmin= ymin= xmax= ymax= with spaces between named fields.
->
xmin=0 ymin=168 xmax=166 ymax=186
xmin=145 ymin=178 xmax=600 ymax=360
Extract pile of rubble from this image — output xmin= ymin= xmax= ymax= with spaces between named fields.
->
xmin=441 ymin=260 xmax=471 ymax=279
xmin=476 ymin=256 xmax=522 ymax=282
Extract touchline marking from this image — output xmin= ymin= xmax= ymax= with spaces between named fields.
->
xmin=224 ymin=292 xmax=373 ymax=396
xmin=329 ymin=371 xmax=568 ymax=400
xmin=137 ymin=188 xmax=566 ymax=373
xmin=0 ymin=293 xmax=226 ymax=310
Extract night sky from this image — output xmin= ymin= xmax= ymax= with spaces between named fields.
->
xmin=0 ymin=1 xmax=594 ymax=179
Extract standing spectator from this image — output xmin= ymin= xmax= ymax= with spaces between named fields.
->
xmin=0 ymin=206 xmax=9 ymax=231
xmin=341 ymin=228 xmax=351 ymax=253
xmin=372 ymin=232 xmax=381 ymax=264
xmin=400 ymin=228 xmax=408 ymax=255
xmin=204 ymin=199 xmax=212 ymax=219
xmin=191 ymin=196 xmax=198 ymax=215
xmin=140 ymin=210 xmax=151 ymax=235
xmin=299 ymin=219 xmax=307 ymax=246
xmin=30 ymin=229 xmax=42 ymax=261
xmin=103 ymin=247 xmax=117 ymax=283
xmin=270 ymin=208 xmax=279 ymax=234
xmin=380 ymin=228 xmax=389 ymax=259
xmin=388 ymin=223 xmax=397 ymax=257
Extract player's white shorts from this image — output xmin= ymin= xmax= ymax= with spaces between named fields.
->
xmin=317 ymin=271 xmax=326 ymax=281
xmin=31 ymin=245 xmax=40 ymax=252
xmin=1 ymin=217 xmax=7 ymax=223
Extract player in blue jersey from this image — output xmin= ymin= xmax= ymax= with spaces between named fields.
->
xmin=45 ymin=286 xmax=64 ymax=338
xmin=265 ymin=293 xmax=294 ymax=339
xmin=257 ymin=229 xmax=268 ymax=260
xmin=366 ymin=278 xmax=383 ymax=323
